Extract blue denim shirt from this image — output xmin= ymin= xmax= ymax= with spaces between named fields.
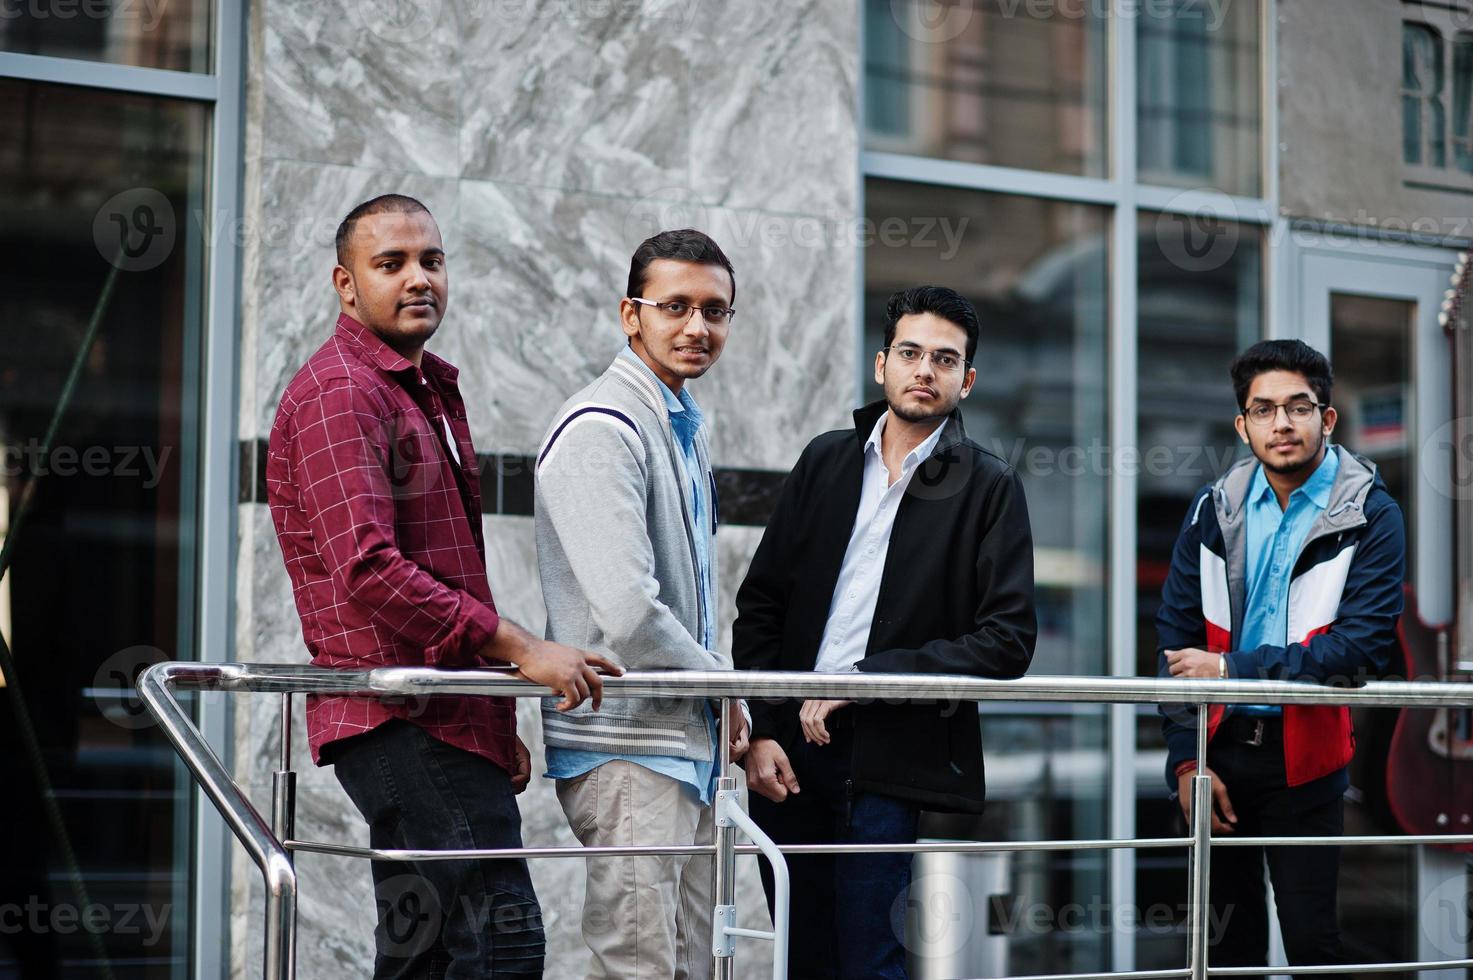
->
xmin=544 ymin=346 xmax=718 ymax=802
xmin=1238 ymin=447 xmax=1340 ymax=715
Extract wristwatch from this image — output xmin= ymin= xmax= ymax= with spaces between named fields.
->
xmin=1218 ymin=656 xmax=1228 ymax=679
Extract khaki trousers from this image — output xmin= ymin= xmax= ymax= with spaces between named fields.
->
xmin=556 ymin=760 xmax=715 ymax=980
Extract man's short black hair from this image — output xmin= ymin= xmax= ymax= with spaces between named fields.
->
xmin=884 ymin=285 xmax=980 ymax=363
xmin=1229 ymin=339 xmax=1334 ymax=409
xmin=335 ymin=194 xmax=432 ymax=266
xmin=626 ymin=229 xmax=736 ymax=304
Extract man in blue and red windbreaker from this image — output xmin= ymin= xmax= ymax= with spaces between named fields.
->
xmin=1158 ymin=339 xmax=1404 ymax=977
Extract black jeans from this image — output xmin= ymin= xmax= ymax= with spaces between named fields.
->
xmin=1206 ymin=720 xmax=1345 ymax=980
xmin=748 ymin=726 xmax=920 ymax=980
xmin=330 ymin=720 xmax=545 ymax=979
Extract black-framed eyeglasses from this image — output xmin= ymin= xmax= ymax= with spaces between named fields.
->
xmin=629 ymin=297 xmax=736 ymax=325
xmin=1241 ymin=399 xmax=1326 ymax=426
xmin=882 ymin=344 xmax=969 ymax=373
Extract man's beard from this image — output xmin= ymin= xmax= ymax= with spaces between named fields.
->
xmin=1259 ymin=430 xmax=1326 ymax=475
xmin=890 ymin=399 xmax=953 ymax=424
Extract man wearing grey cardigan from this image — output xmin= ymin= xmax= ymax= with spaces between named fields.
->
xmin=534 ymin=229 xmax=749 ymax=980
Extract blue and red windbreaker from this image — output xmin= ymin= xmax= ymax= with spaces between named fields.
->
xmin=1157 ymin=446 xmax=1406 ymax=788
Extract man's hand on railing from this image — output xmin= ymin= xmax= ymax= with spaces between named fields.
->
xmin=1177 ymin=764 xmax=1238 ymax=834
xmin=1165 ymin=647 xmax=1221 ymax=679
xmin=744 ymin=738 xmax=801 ymax=802
xmin=728 ymin=700 xmax=750 ymax=763
xmin=482 ymin=620 xmax=623 ymax=711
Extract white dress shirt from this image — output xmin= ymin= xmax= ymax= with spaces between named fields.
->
xmin=812 ymin=412 xmax=949 ymax=673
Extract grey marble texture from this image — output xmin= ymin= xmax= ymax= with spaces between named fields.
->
xmin=259 ymin=0 xmax=463 ymax=176
xmin=689 ymin=0 xmax=859 ymax=217
xmin=455 ymin=0 xmax=693 ymax=198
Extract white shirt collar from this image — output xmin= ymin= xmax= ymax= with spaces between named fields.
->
xmin=864 ymin=411 xmax=949 ymax=474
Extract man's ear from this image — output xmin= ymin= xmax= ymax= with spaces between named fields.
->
xmin=619 ymin=298 xmax=641 ymax=340
xmin=873 ymin=349 xmax=886 ymax=386
xmin=960 ymin=366 xmax=976 ymax=398
xmin=1321 ymin=405 xmax=1338 ymax=437
xmin=332 ymin=265 xmax=355 ymax=309
xmin=1233 ymin=413 xmax=1250 ymax=444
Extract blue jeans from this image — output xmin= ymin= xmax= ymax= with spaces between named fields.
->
xmin=330 ymin=719 xmax=545 ymax=979
xmin=747 ymin=727 xmax=920 ymax=980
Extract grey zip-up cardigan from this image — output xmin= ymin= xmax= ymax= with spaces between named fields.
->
xmin=534 ymin=352 xmax=730 ymax=761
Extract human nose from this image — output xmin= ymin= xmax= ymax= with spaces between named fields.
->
xmin=406 ymin=262 xmax=431 ymax=290
xmin=681 ymin=308 xmax=711 ymax=333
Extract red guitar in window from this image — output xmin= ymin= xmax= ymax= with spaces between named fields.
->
xmin=1387 ymin=252 xmax=1473 ymax=848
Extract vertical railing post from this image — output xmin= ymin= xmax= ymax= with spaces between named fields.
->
xmin=271 ymin=693 xmax=297 ymax=852
xmin=712 ymin=697 xmax=737 ymax=980
xmin=1187 ymin=702 xmax=1212 ymax=980
xmin=269 ymin=692 xmax=298 ymax=980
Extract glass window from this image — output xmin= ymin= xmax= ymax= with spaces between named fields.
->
xmin=0 ymin=0 xmax=211 ymax=73
xmin=866 ymin=176 xmax=1110 ymax=974
xmin=1403 ymin=22 xmax=1447 ymax=168
xmin=0 ymin=79 xmax=207 ymax=979
xmin=1132 ymin=210 xmax=1261 ymax=968
xmin=864 ymin=0 xmax=1107 ymax=177
xmin=1138 ymin=0 xmax=1261 ymax=196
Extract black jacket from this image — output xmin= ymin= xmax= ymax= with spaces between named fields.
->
xmin=733 ymin=401 xmax=1037 ymax=813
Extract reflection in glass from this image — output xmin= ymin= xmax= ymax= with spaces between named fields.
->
xmin=864 ymin=0 xmax=1107 ymax=177
xmin=866 ymin=176 xmax=1109 ymax=974
xmin=1137 ymin=0 xmax=1261 ymax=195
xmin=1133 ymin=211 xmax=1260 ymax=969
xmin=0 ymin=79 xmax=206 ymax=978
xmin=0 ymin=0 xmax=211 ymax=73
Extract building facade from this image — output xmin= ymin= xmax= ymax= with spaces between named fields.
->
xmin=1 ymin=0 xmax=1469 ymax=977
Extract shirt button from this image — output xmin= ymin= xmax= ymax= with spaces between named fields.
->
xmin=848 ymin=591 xmax=856 ymax=599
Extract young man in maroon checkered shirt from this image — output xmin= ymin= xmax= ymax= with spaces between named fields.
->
xmin=267 ymin=194 xmax=618 ymax=978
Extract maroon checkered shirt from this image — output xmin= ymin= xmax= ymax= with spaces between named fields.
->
xmin=266 ymin=313 xmax=515 ymax=772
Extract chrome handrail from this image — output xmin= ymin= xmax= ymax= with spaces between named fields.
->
xmin=139 ymin=663 xmax=1473 ymax=980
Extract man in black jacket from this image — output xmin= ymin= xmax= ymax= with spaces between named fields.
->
xmin=733 ymin=285 xmax=1037 ymax=979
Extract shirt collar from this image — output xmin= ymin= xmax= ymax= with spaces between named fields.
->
xmin=618 ymin=345 xmax=703 ymax=426
xmin=334 ymin=313 xmax=458 ymax=384
xmin=865 ymin=411 xmax=948 ymax=472
xmin=1249 ymin=445 xmax=1340 ymax=510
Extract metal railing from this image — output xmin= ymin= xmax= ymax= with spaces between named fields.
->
xmin=139 ymin=663 xmax=1473 ymax=980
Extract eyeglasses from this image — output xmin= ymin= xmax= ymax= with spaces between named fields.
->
xmin=882 ymin=345 xmax=969 ymax=373
xmin=629 ymin=297 xmax=736 ymax=326
xmin=1242 ymin=399 xmax=1325 ymax=426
